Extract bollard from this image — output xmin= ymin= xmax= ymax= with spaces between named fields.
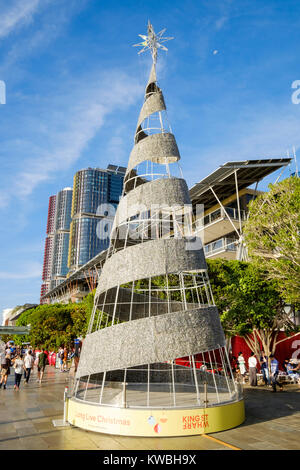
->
xmin=52 ymin=386 xmax=71 ymax=427
xmin=63 ymin=386 xmax=68 ymax=423
xmin=122 ymin=382 xmax=127 ymax=408
xmin=203 ymin=382 xmax=209 ymax=408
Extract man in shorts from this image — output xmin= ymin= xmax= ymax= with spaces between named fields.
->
xmin=63 ymin=346 xmax=68 ymax=372
xmin=37 ymin=348 xmax=48 ymax=384
xmin=0 ymin=353 xmax=11 ymax=389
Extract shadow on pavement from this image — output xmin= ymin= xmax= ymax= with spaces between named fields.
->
xmin=240 ymin=385 xmax=300 ymax=427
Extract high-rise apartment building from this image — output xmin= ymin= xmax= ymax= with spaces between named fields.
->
xmin=68 ymin=165 xmax=126 ymax=273
xmin=40 ymin=188 xmax=73 ymax=302
xmin=50 ymin=187 xmax=73 ymax=290
xmin=40 ymin=195 xmax=56 ymax=302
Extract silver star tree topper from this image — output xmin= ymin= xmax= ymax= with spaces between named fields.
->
xmin=133 ymin=20 xmax=173 ymax=64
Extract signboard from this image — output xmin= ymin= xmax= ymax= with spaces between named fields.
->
xmin=67 ymin=398 xmax=245 ymax=437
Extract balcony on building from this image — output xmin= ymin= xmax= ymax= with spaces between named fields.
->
xmin=196 ymin=205 xmax=247 ymax=245
xmin=204 ymin=236 xmax=238 ymax=259
xmin=190 ymin=159 xmax=292 ymax=252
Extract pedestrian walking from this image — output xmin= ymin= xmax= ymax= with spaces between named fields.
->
xmin=58 ymin=347 xmax=64 ymax=372
xmin=270 ymin=354 xmax=283 ymax=392
xmin=237 ymin=352 xmax=246 ymax=383
xmin=9 ymin=344 xmax=16 ymax=359
xmin=63 ymin=346 xmax=68 ymax=372
xmin=0 ymin=353 xmax=11 ymax=389
xmin=260 ymin=353 xmax=270 ymax=386
xmin=37 ymin=349 xmax=48 ymax=384
xmin=23 ymin=350 xmax=34 ymax=384
xmin=248 ymin=352 xmax=257 ymax=386
xmin=0 ymin=348 xmax=6 ymax=369
xmin=74 ymin=338 xmax=82 ymax=373
xmin=13 ymin=353 xmax=25 ymax=391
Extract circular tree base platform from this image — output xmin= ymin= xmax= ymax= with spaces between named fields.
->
xmin=67 ymin=397 xmax=245 ymax=437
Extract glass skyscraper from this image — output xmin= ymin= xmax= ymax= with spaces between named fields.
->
xmin=68 ymin=165 xmax=126 ymax=273
xmin=50 ymin=187 xmax=73 ymax=289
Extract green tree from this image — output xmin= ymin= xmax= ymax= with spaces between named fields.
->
xmin=15 ymin=300 xmax=91 ymax=350
xmin=81 ymin=290 xmax=96 ymax=328
xmin=207 ymin=259 xmax=300 ymax=359
xmin=243 ymin=176 xmax=300 ymax=305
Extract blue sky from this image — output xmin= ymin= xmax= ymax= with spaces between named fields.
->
xmin=0 ymin=0 xmax=299 ymax=320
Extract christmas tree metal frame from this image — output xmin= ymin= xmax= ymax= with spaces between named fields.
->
xmin=67 ymin=22 xmax=245 ymax=436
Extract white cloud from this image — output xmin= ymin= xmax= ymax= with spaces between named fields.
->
xmin=0 ymin=1 xmax=89 ymax=73
xmin=6 ymin=71 xmax=142 ymax=201
xmin=215 ymin=16 xmax=228 ymax=31
xmin=0 ymin=0 xmax=41 ymax=39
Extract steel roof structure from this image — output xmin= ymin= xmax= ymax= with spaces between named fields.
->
xmin=40 ymin=248 xmax=108 ymax=301
xmin=189 ymin=158 xmax=292 ymax=210
xmin=0 ymin=326 xmax=31 ymax=335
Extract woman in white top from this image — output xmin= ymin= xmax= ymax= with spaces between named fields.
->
xmin=13 ymin=354 xmax=25 ymax=390
xmin=24 ymin=350 xmax=34 ymax=384
xmin=237 ymin=352 xmax=246 ymax=383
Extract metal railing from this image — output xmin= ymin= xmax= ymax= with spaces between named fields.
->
xmin=0 ymin=326 xmax=31 ymax=335
xmin=202 ymin=207 xmax=247 ymax=227
xmin=74 ymin=363 xmax=242 ymax=409
xmin=204 ymin=237 xmax=237 ymax=256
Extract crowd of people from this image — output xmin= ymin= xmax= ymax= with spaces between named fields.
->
xmin=0 ymin=343 xmax=50 ymax=390
xmin=2 ymin=341 xmax=299 ymax=394
xmin=57 ymin=339 xmax=82 ymax=373
xmin=0 ymin=340 xmax=82 ymax=391
xmin=231 ymin=351 xmax=300 ymax=392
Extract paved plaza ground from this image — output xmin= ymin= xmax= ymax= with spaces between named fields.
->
xmin=0 ymin=365 xmax=299 ymax=451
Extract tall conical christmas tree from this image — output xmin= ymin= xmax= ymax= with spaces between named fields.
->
xmin=71 ymin=22 xmax=244 ymax=436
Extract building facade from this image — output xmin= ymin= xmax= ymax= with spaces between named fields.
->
xmin=189 ymin=159 xmax=291 ymax=261
xmin=40 ymin=195 xmax=56 ymax=302
xmin=50 ymin=187 xmax=73 ymax=290
xmin=200 ymin=188 xmax=260 ymax=260
xmin=68 ymin=165 xmax=126 ymax=273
